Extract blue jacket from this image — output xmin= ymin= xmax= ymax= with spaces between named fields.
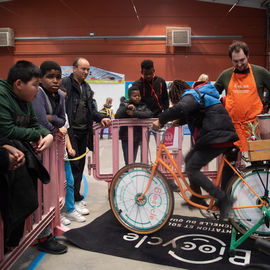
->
xmin=181 ymin=83 xmax=220 ymax=108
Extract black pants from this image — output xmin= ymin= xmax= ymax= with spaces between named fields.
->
xmin=69 ymin=130 xmax=88 ymax=202
xmin=121 ymin=140 xmax=140 ymax=165
xmin=185 ymin=146 xmax=232 ymax=200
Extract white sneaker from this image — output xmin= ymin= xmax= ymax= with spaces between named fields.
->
xmin=66 ymin=210 xmax=86 ymax=223
xmin=60 ymin=214 xmax=71 ymax=226
xmin=75 ymin=201 xmax=89 ymax=215
xmin=80 ymin=200 xmax=87 ymax=206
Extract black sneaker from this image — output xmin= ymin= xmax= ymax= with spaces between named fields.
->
xmin=218 ymin=194 xmax=235 ymax=221
xmin=182 ymin=195 xmax=208 ymax=209
xmin=38 ymin=235 xmax=67 ymax=254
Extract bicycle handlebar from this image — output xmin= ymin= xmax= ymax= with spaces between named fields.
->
xmin=148 ymin=122 xmax=173 ymax=134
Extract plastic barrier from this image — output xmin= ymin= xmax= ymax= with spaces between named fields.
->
xmin=89 ymin=119 xmax=220 ymax=184
xmin=0 ymin=139 xmax=67 ymax=270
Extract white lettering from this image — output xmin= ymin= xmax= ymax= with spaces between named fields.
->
xmin=123 ymin=233 xmax=139 ymax=241
xmin=147 ymin=237 xmax=163 ymax=246
xmin=135 ymin=235 xmax=148 ymax=248
xmin=229 ymin=249 xmax=251 ymax=266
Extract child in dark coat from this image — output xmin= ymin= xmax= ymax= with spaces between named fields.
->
xmin=151 ymin=79 xmax=239 ymax=220
xmin=115 ymin=86 xmax=153 ymax=165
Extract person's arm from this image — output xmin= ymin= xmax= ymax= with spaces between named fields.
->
xmin=133 ymin=104 xmax=154 ymax=118
xmin=36 ymin=134 xmax=53 ymax=153
xmin=159 ymin=95 xmax=199 ymax=126
xmin=258 ymin=67 xmax=270 ymax=112
xmin=66 ymin=133 xmax=76 ymax=157
xmin=214 ymin=73 xmax=226 ymax=95
xmin=161 ymin=79 xmax=169 ymax=111
xmin=49 ymin=91 xmax=66 ymax=129
xmin=32 ymin=90 xmax=58 ymax=132
xmin=115 ymin=102 xmax=129 ymax=119
xmin=0 ymin=99 xmax=50 ymax=142
xmin=2 ymin=144 xmax=25 ymax=170
xmin=214 ymin=68 xmax=233 ymax=95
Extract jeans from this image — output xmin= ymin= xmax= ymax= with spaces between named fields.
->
xmin=121 ymin=140 xmax=140 ymax=165
xmin=64 ymin=160 xmax=75 ymax=213
xmin=69 ymin=130 xmax=88 ymax=201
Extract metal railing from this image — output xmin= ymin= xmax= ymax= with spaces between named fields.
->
xmin=0 ymin=139 xmax=67 ymax=270
xmin=89 ymin=119 xmax=220 ymax=184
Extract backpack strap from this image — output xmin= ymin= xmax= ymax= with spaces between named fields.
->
xmin=194 ymin=88 xmax=205 ymax=108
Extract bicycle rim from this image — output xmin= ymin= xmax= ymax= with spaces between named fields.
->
xmin=109 ymin=163 xmax=174 ymax=234
xmin=228 ymin=166 xmax=270 ymax=239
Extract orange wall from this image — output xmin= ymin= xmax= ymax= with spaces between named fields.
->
xmin=0 ymin=0 xmax=267 ymax=81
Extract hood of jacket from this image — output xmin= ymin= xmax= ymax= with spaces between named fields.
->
xmin=182 ymin=83 xmax=220 ymax=108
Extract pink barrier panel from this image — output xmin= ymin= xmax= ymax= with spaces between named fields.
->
xmin=89 ymin=119 xmax=220 ymax=184
xmin=0 ymin=139 xmax=67 ymax=270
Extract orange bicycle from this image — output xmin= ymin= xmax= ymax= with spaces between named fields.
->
xmin=109 ymin=125 xmax=270 ymax=250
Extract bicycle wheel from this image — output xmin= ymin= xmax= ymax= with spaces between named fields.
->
xmin=109 ymin=163 xmax=174 ymax=234
xmin=227 ymin=166 xmax=270 ymax=239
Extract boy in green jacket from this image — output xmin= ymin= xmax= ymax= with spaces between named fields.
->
xmin=0 ymin=60 xmax=67 ymax=254
xmin=0 ymin=60 xmax=53 ymax=151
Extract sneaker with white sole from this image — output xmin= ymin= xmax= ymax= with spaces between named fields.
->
xmin=60 ymin=214 xmax=71 ymax=226
xmin=80 ymin=200 xmax=87 ymax=206
xmin=66 ymin=210 xmax=86 ymax=223
xmin=75 ymin=201 xmax=89 ymax=215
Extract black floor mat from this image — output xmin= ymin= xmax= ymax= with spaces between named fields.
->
xmin=64 ymin=210 xmax=270 ymax=270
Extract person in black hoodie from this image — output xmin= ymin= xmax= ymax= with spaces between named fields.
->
xmin=115 ymin=86 xmax=153 ymax=165
xmin=151 ymin=79 xmax=239 ymax=220
xmin=132 ymin=59 xmax=169 ymax=117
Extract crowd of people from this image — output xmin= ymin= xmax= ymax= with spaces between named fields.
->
xmin=0 ymin=40 xmax=269 ymax=256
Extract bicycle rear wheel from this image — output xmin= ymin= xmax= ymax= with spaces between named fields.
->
xmin=227 ymin=166 xmax=270 ymax=239
xmin=109 ymin=163 xmax=174 ymax=234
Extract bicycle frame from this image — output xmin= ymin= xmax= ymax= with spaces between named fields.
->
xmin=138 ymin=129 xmax=269 ymax=212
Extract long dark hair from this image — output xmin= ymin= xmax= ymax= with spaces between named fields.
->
xmin=169 ymin=79 xmax=191 ymax=105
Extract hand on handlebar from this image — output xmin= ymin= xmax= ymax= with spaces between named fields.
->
xmin=151 ymin=120 xmax=162 ymax=131
xmin=172 ymin=119 xmax=180 ymax=126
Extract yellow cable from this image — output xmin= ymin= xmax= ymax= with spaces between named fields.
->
xmin=64 ymin=149 xmax=90 ymax=161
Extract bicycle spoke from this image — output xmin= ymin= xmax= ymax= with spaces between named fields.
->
xmin=254 ymin=167 xmax=267 ymax=191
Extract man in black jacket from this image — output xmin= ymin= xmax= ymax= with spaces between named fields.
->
xmin=62 ymin=57 xmax=111 ymax=215
xmin=132 ymin=59 xmax=169 ymax=117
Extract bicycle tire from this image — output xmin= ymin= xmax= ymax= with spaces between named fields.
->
xmin=227 ymin=166 xmax=270 ymax=239
xmin=109 ymin=163 xmax=174 ymax=234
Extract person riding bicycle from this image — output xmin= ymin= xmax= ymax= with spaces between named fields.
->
xmin=151 ymin=79 xmax=239 ymax=220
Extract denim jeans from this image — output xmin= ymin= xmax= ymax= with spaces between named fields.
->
xmin=64 ymin=160 xmax=75 ymax=213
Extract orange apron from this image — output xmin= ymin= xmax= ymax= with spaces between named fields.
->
xmin=226 ymin=64 xmax=263 ymax=151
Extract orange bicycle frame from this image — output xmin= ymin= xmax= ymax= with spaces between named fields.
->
xmin=138 ymin=140 xmax=267 ymax=210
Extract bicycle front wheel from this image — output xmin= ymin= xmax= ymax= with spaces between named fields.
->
xmin=109 ymin=163 xmax=174 ymax=234
xmin=228 ymin=166 xmax=270 ymax=239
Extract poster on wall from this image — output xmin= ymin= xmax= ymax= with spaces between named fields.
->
xmin=61 ymin=66 xmax=125 ymax=84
